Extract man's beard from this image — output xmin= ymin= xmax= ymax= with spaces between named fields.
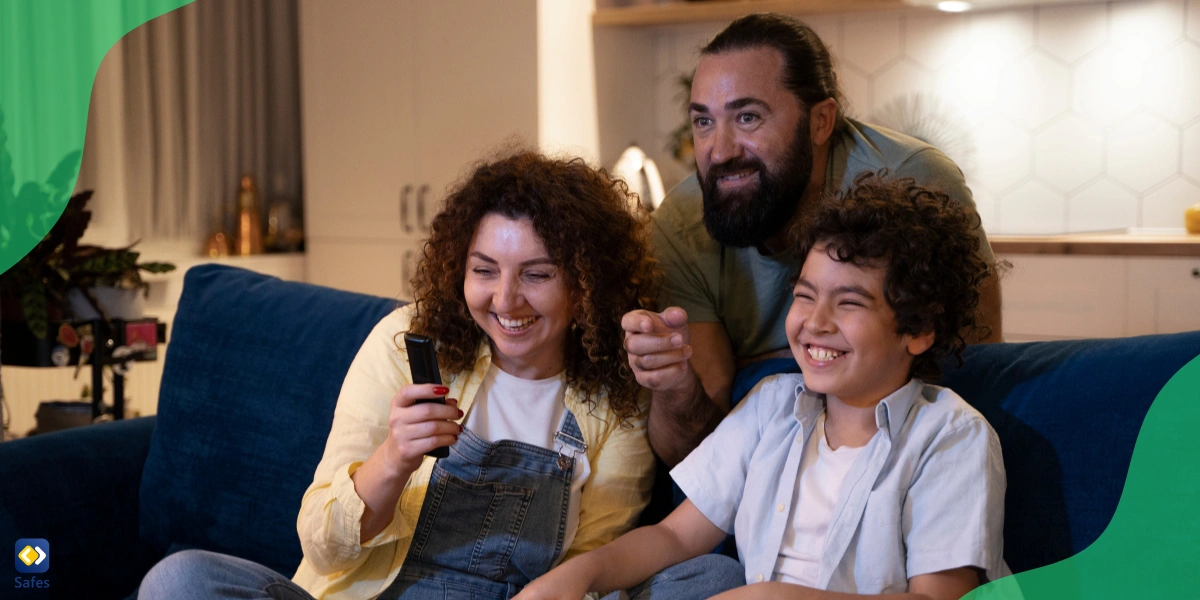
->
xmin=699 ymin=118 xmax=813 ymax=248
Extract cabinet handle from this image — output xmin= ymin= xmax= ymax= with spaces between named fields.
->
xmin=1193 ymin=267 xmax=1199 ymax=279
xmin=416 ymin=185 xmax=431 ymax=232
xmin=402 ymin=249 xmax=414 ymax=297
xmin=400 ymin=185 xmax=414 ymax=233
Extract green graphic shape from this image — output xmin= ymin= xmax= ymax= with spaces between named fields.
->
xmin=0 ymin=0 xmax=195 ymax=274
xmin=969 ymin=352 xmax=1200 ymax=599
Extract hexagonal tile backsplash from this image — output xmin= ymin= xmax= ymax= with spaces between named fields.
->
xmin=649 ymin=0 xmax=1200 ymax=234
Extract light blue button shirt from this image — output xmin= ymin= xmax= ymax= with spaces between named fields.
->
xmin=672 ymin=374 xmax=1011 ymax=593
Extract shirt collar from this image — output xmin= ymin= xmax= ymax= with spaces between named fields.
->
xmin=793 ymin=377 xmax=924 ymax=440
xmin=824 ymin=117 xmax=854 ymax=196
xmin=471 ymin=339 xmax=587 ymax=407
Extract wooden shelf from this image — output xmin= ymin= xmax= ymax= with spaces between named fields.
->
xmin=990 ymin=233 xmax=1200 ymax=257
xmin=593 ymin=0 xmax=914 ymax=27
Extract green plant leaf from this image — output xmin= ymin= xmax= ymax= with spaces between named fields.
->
xmin=15 ymin=181 xmax=53 ymax=239
xmin=45 ymin=150 xmax=82 ymax=205
xmin=49 ymin=190 xmax=93 ymax=256
xmin=138 ymin=262 xmax=176 ymax=274
xmin=76 ymin=250 xmax=138 ymax=274
xmin=21 ymin=277 xmax=48 ymax=340
xmin=0 ymin=104 xmax=14 ymax=212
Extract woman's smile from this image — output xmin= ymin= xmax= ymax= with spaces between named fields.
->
xmin=493 ymin=314 xmax=540 ymax=334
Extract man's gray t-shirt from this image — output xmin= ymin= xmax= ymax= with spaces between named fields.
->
xmin=651 ymin=118 xmax=995 ymax=360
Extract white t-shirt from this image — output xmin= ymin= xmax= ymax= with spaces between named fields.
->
xmin=463 ymin=364 xmax=591 ymax=563
xmin=774 ymin=412 xmax=867 ymax=585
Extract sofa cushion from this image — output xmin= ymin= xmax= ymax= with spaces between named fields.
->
xmin=940 ymin=331 xmax=1200 ymax=573
xmin=138 ymin=265 xmax=399 ymax=577
xmin=0 ymin=417 xmax=160 ymax=600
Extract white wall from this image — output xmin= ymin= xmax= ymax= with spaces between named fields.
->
xmin=645 ymin=0 xmax=1200 ymax=234
xmin=538 ymin=0 xmax=602 ymax=163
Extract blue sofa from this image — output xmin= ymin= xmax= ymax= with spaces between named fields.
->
xmin=2 ymin=264 xmax=1198 ymax=599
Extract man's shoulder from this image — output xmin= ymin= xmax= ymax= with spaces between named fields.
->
xmin=652 ymin=173 xmax=723 ymax=256
xmin=843 ymin=119 xmax=932 ymax=162
xmin=654 ymin=173 xmax=705 ymax=231
xmin=840 ymin=119 xmax=962 ymax=183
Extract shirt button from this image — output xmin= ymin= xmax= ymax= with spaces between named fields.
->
xmin=795 ymin=435 xmax=803 ymax=444
xmin=756 ymin=574 xmax=764 ymax=582
xmin=776 ymin=503 xmax=785 ymax=513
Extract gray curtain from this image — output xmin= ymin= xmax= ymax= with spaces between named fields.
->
xmin=77 ymin=0 xmax=301 ymax=243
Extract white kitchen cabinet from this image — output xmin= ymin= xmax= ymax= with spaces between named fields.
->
xmin=299 ymin=0 xmax=541 ymax=297
xmin=998 ymin=254 xmax=1129 ymax=341
xmin=299 ymin=0 xmax=417 ymax=241
xmin=1126 ymin=257 xmax=1200 ymax=336
xmin=306 ymin=237 xmax=419 ymax=302
xmin=999 ymin=253 xmax=1200 ymax=341
xmin=411 ymin=0 xmax=538 ymax=213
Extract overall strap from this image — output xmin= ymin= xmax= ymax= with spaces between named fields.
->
xmin=553 ymin=410 xmax=587 ymax=471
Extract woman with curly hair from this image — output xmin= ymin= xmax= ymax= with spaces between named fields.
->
xmin=138 ymin=151 xmax=671 ymax=600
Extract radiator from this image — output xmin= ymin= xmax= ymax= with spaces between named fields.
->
xmin=1 ymin=360 xmax=164 ymax=439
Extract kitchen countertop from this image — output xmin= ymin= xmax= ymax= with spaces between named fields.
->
xmin=990 ymin=231 xmax=1200 ymax=257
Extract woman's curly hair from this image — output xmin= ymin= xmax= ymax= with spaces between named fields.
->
xmin=406 ymin=150 xmax=661 ymax=424
xmin=794 ymin=171 xmax=997 ymax=380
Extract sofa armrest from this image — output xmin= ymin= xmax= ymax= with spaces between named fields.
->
xmin=0 ymin=416 xmax=165 ymax=600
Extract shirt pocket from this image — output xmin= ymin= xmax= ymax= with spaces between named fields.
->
xmin=854 ymin=489 xmax=908 ymax=589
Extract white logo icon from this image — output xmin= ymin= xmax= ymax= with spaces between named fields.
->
xmin=18 ymin=544 xmax=47 ymax=566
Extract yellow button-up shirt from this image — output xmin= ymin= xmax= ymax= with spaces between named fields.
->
xmin=292 ymin=305 xmax=655 ymax=599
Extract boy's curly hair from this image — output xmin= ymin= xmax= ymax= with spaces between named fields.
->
xmin=794 ymin=171 xmax=996 ymax=380
xmin=407 ymin=150 xmax=661 ymax=424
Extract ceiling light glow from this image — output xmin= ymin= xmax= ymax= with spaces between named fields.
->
xmin=937 ymin=1 xmax=972 ymax=12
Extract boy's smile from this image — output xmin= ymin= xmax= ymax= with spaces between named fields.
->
xmin=786 ymin=244 xmax=934 ymax=408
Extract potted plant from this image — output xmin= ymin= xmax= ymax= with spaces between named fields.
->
xmin=0 ymin=189 xmax=175 ymax=341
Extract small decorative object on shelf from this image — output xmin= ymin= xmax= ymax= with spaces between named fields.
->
xmin=264 ymin=172 xmax=304 ymax=253
xmin=204 ymin=205 xmax=232 ymax=257
xmin=235 ymin=174 xmax=264 ymax=255
xmin=1186 ymin=204 xmax=1200 ymax=235
xmin=265 ymin=201 xmax=305 ymax=252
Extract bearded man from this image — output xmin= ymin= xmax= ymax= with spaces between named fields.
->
xmin=623 ymin=13 xmax=1002 ymax=467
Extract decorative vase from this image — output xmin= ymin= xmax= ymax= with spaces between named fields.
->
xmin=236 ymin=174 xmax=264 ymax=255
xmin=65 ymin=287 xmax=145 ymax=321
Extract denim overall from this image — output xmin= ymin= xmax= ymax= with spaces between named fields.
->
xmin=380 ymin=410 xmax=587 ymax=600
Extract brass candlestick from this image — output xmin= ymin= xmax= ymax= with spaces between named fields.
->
xmin=235 ymin=175 xmax=264 ymax=255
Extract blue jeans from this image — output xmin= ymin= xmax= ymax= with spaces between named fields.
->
xmin=139 ymin=551 xmax=744 ymax=600
xmin=141 ymin=412 xmax=587 ymax=600
xmin=603 ymin=554 xmax=745 ymax=600
xmin=138 ymin=549 xmax=314 ymax=600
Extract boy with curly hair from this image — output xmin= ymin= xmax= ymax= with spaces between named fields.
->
xmin=517 ymin=172 xmax=1010 ymax=600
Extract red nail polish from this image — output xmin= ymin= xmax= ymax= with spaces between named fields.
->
xmin=434 ymin=386 xmax=449 ymax=395
xmin=457 ymin=409 xmax=465 ymax=418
